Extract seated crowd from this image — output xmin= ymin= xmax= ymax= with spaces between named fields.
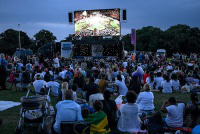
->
xmin=0 ymin=52 xmax=200 ymax=133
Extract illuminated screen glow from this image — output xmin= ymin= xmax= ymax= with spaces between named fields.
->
xmin=74 ymin=9 xmax=120 ymax=36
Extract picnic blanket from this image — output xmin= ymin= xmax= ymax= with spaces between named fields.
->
xmin=0 ymin=101 xmax=21 ymax=111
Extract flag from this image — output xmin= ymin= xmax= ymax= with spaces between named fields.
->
xmin=131 ymin=29 xmax=136 ymax=45
xmin=85 ymin=111 xmax=110 ymax=134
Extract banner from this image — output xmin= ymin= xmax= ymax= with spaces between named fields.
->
xmin=131 ymin=29 xmax=136 ymax=45
xmin=61 ymin=42 xmax=72 ymax=58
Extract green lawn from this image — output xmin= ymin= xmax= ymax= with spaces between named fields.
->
xmin=0 ymin=86 xmax=194 ymax=133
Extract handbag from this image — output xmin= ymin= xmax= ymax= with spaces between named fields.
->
xmin=60 ymin=121 xmax=90 ymax=134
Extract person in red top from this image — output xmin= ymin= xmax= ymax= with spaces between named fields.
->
xmin=143 ymin=70 xmax=150 ymax=84
xmin=131 ymin=53 xmax=135 ymax=61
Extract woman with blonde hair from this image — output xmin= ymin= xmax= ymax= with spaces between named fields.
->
xmin=136 ymin=83 xmax=155 ymax=112
xmin=59 ymin=82 xmax=69 ymax=101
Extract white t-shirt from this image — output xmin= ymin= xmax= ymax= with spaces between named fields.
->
xmin=122 ymin=62 xmax=128 ymax=68
xmin=161 ymin=80 xmax=172 ymax=93
xmin=166 ymin=103 xmax=185 ymax=128
xmin=115 ymin=80 xmax=128 ymax=96
xmin=89 ymin=93 xmax=104 ymax=108
xmin=33 ymin=80 xmax=47 ymax=93
xmin=54 ymin=58 xmax=60 ymax=68
xmin=118 ymin=103 xmax=141 ymax=132
xmin=146 ymin=77 xmax=155 ymax=90
xmin=47 ymin=81 xmax=60 ymax=96
xmin=170 ymin=80 xmax=180 ymax=91
xmin=154 ymin=77 xmax=164 ymax=89
xmin=136 ymin=92 xmax=155 ymax=111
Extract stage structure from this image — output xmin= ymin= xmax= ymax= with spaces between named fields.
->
xmin=69 ymin=8 xmax=126 ymax=59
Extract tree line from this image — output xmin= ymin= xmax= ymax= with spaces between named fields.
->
xmin=0 ymin=24 xmax=199 ymax=56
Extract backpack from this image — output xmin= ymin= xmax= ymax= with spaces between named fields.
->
xmin=22 ymin=72 xmax=31 ymax=84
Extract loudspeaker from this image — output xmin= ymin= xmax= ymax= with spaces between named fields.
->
xmin=68 ymin=12 xmax=73 ymax=23
xmin=122 ymin=9 xmax=126 ymax=21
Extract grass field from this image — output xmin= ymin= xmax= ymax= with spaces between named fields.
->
xmin=0 ymin=86 xmax=194 ymax=134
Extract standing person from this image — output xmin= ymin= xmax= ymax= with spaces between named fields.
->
xmin=0 ymin=65 xmax=7 ymax=91
xmin=117 ymin=91 xmax=141 ymax=132
xmin=38 ymin=54 xmax=44 ymax=70
xmin=53 ymin=55 xmax=60 ymax=68
xmin=161 ymin=97 xmax=185 ymax=128
xmin=0 ymin=53 xmax=8 ymax=68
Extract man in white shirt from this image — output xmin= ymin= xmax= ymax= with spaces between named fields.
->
xmin=33 ymin=75 xmax=47 ymax=94
xmin=53 ymin=90 xmax=83 ymax=133
xmin=53 ymin=56 xmax=60 ymax=68
xmin=46 ymin=76 xmax=60 ymax=96
xmin=161 ymin=97 xmax=185 ymax=128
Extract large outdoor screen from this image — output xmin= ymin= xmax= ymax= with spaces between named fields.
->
xmin=74 ymin=9 xmax=120 ymax=37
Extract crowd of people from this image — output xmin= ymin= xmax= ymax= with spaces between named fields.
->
xmin=0 ymin=51 xmax=200 ymax=133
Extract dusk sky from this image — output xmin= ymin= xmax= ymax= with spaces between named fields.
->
xmin=0 ymin=0 xmax=200 ymax=41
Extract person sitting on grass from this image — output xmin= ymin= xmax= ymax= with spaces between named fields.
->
xmin=136 ymin=83 xmax=155 ymax=113
xmin=170 ymin=73 xmax=180 ymax=91
xmin=53 ymin=90 xmax=83 ymax=134
xmin=160 ymin=74 xmax=172 ymax=93
xmin=101 ymin=90 xmax=117 ymax=130
xmin=117 ymin=91 xmax=141 ymax=133
xmin=84 ymin=100 xmax=110 ymax=134
xmin=184 ymin=93 xmax=200 ymax=128
xmin=161 ymin=97 xmax=185 ymax=128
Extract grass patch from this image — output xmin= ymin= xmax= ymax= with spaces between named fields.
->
xmin=0 ymin=86 xmax=194 ymax=133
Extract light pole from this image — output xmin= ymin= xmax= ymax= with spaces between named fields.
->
xmin=18 ymin=24 xmax=21 ymax=49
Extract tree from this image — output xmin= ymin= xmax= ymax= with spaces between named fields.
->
xmin=0 ymin=29 xmax=31 ymax=55
xmin=34 ymin=29 xmax=57 ymax=51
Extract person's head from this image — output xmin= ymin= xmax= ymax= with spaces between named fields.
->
xmin=101 ymin=74 xmax=106 ymax=79
xmin=81 ymin=108 xmax=90 ymax=118
xmin=39 ymin=88 xmax=46 ymax=95
xmin=145 ymin=70 xmax=149 ymax=74
xmin=126 ymin=91 xmax=137 ymax=103
xmin=190 ymin=93 xmax=198 ymax=103
xmin=164 ymin=74 xmax=170 ymax=82
xmin=36 ymin=74 xmax=41 ymax=80
xmin=150 ymin=71 xmax=154 ymax=82
xmin=61 ymin=82 xmax=69 ymax=92
xmin=89 ymin=77 xmax=94 ymax=84
xmin=171 ymin=73 xmax=178 ymax=80
xmin=157 ymin=72 xmax=162 ymax=77
xmin=64 ymin=90 xmax=73 ymax=100
xmin=92 ymin=85 xmax=99 ymax=94
xmin=117 ymin=75 xmax=122 ymax=81
xmin=50 ymin=76 xmax=55 ymax=81
xmin=168 ymin=97 xmax=177 ymax=105
xmin=72 ymin=84 xmax=78 ymax=92
xmin=143 ymin=83 xmax=151 ymax=92
xmin=93 ymin=100 xmax=103 ymax=112
xmin=103 ymin=90 xmax=111 ymax=100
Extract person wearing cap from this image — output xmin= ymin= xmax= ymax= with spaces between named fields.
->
xmin=161 ymin=97 xmax=185 ymax=128
xmin=46 ymin=76 xmax=60 ymax=96
xmin=33 ymin=74 xmax=47 ymax=94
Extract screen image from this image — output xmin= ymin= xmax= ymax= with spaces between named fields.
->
xmin=74 ymin=9 xmax=120 ymax=37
